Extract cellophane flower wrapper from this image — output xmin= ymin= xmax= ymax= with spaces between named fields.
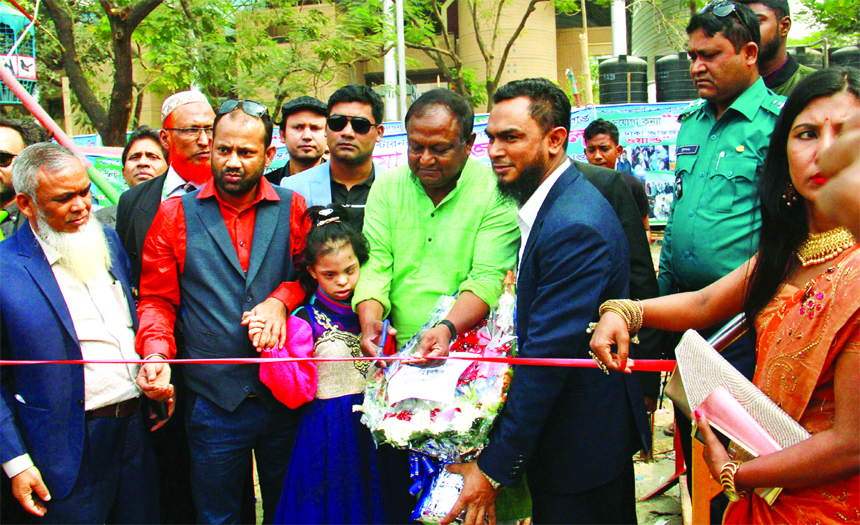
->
xmin=359 ymin=275 xmax=517 ymax=523
xmin=412 ymin=468 xmax=465 ymax=524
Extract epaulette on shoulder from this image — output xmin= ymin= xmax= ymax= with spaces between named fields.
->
xmin=678 ymin=99 xmax=705 ymax=122
xmin=764 ymin=95 xmax=786 ymax=115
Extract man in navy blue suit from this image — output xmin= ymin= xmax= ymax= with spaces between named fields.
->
xmin=443 ymin=79 xmax=651 ymax=525
xmin=0 ymin=143 xmax=162 ymax=523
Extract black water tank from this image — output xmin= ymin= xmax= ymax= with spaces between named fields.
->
xmin=598 ymin=55 xmax=648 ymax=104
xmin=830 ymin=46 xmax=860 ymax=70
xmin=655 ymin=53 xmax=698 ymax=102
xmin=788 ymin=46 xmax=824 ymax=70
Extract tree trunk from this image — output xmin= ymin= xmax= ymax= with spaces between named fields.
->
xmin=42 ymin=0 xmax=111 ymax=139
xmin=41 ymin=0 xmax=163 ymax=146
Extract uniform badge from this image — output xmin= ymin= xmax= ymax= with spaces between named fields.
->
xmin=736 ymin=145 xmax=745 ymax=153
xmin=676 ymin=145 xmax=699 ymax=155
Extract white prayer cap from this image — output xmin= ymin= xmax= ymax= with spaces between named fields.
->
xmin=161 ymin=90 xmax=211 ymax=122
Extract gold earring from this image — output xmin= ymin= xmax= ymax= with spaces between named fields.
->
xmin=782 ymin=181 xmax=798 ymax=207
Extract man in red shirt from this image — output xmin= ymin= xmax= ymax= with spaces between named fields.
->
xmin=134 ymin=99 xmax=307 ymax=523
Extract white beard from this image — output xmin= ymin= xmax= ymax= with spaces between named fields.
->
xmin=36 ymin=214 xmax=111 ymax=284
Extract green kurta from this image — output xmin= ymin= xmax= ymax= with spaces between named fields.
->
xmin=658 ymin=78 xmax=785 ymax=295
xmin=354 ymin=157 xmax=519 ymax=345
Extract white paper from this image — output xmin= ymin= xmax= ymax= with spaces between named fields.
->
xmin=387 ymin=352 xmax=474 ymax=404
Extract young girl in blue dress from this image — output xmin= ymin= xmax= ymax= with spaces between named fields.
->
xmin=260 ymin=205 xmax=412 ymax=524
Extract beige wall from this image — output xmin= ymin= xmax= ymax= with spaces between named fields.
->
xmin=458 ymin=0 xmax=558 ymax=96
xmin=556 ymin=26 xmax=612 ymax=101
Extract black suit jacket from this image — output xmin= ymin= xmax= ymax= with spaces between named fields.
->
xmin=575 ymin=161 xmax=666 ymax=396
xmin=0 ymin=202 xmax=26 ymax=240
xmin=477 ymin=164 xmax=651 ymax=495
xmin=115 ymin=173 xmax=167 ymax=287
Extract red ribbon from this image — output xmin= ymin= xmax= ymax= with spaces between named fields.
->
xmin=0 ymin=356 xmax=676 ymax=372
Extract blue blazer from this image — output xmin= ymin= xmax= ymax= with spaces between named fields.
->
xmin=0 ymin=222 xmax=138 ymax=499
xmin=278 ymin=162 xmax=332 ymax=208
xmin=477 ymin=164 xmax=651 ymax=495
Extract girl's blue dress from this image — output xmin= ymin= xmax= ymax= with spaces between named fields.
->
xmin=274 ymin=291 xmax=412 ymax=524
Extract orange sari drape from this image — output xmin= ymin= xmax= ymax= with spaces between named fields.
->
xmin=724 ymin=246 xmax=860 ymax=525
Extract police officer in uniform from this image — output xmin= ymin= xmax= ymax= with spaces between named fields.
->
xmin=658 ymin=3 xmax=784 ymax=518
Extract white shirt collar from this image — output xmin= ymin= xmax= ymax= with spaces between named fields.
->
xmin=162 ymin=165 xmax=202 ymax=201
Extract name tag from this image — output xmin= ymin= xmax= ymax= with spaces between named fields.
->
xmin=676 ymin=145 xmax=699 ymax=155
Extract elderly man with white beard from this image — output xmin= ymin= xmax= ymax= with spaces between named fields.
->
xmin=0 ymin=143 xmax=165 ymax=523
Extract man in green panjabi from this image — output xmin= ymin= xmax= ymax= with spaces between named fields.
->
xmin=354 ymin=88 xmax=518 ymax=363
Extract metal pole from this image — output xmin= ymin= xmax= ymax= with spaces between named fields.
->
xmin=580 ymin=0 xmax=594 ymax=105
xmin=383 ymin=0 xmax=398 ymax=121
xmin=611 ymin=0 xmax=627 ymax=56
xmin=395 ymin=0 xmax=408 ymax=120
xmin=0 ymin=68 xmax=121 ymax=204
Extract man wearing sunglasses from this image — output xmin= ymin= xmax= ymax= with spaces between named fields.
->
xmin=264 ymin=96 xmax=328 ymax=185
xmin=135 ymin=98 xmax=308 ymax=524
xmin=737 ymin=0 xmax=814 ymax=97
xmin=658 ymin=0 xmax=785 ymax=508
xmin=0 ymin=117 xmax=49 ymax=241
xmin=280 ymin=84 xmax=384 ymax=229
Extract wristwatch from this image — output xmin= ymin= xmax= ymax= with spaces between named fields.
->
xmin=433 ymin=319 xmax=457 ymax=342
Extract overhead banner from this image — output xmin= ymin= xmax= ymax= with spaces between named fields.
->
xmin=83 ymin=101 xmax=692 ymax=222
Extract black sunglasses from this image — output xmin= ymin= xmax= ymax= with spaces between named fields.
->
xmin=0 ymin=151 xmax=17 ymax=168
xmin=698 ymin=1 xmax=756 ymax=41
xmin=327 ymin=115 xmax=375 ymax=135
xmin=219 ymin=99 xmax=269 ymax=118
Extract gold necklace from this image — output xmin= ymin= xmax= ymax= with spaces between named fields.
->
xmin=796 ymin=227 xmax=856 ymax=267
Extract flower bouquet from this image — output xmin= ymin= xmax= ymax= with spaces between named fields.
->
xmin=359 ymin=272 xmax=517 ymax=523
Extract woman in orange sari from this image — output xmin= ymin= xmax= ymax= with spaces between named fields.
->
xmin=590 ymin=66 xmax=860 ymax=524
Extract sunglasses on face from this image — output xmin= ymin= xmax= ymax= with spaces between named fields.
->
xmin=327 ymin=115 xmax=375 ymax=135
xmin=0 ymin=151 xmax=17 ymax=168
xmin=218 ymin=99 xmax=270 ymax=118
xmin=698 ymin=1 xmax=756 ymax=41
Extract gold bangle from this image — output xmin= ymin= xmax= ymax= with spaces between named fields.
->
xmin=719 ymin=461 xmax=749 ymax=502
xmin=598 ymin=299 xmax=644 ymax=337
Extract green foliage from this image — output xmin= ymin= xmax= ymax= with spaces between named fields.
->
xmin=797 ymin=0 xmax=860 ymax=42
xmin=452 ymin=67 xmax=487 ymax=108
xmin=135 ymin=0 xmax=388 ymax=112
xmin=32 ymin=0 xmax=113 ymax=99
xmin=402 ymin=0 xmax=581 ymax=108
xmin=32 ymin=0 xmax=387 ymax=134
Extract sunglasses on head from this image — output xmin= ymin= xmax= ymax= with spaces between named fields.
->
xmin=0 ymin=151 xmax=17 ymax=168
xmin=698 ymin=1 xmax=756 ymax=40
xmin=327 ymin=115 xmax=376 ymax=135
xmin=218 ymin=99 xmax=269 ymax=118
